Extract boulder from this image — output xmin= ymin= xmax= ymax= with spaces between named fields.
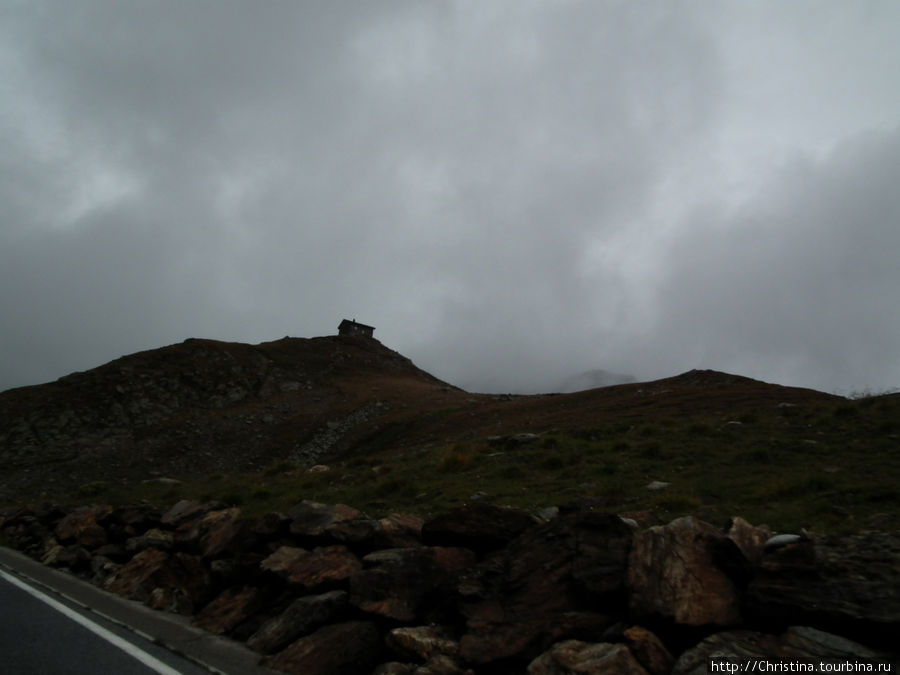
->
xmin=527 ymin=641 xmax=649 ymax=675
xmin=672 ymin=626 xmax=896 ymax=675
xmin=196 ymin=507 xmax=248 ymax=559
xmin=266 ymin=620 xmax=383 ymax=675
xmin=626 ymin=516 xmax=743 ymax=628
xmin=103 ymin=548 xmax=213 ymax=614
xmin=622 ymin=626 xmax=674 ymax=675
xmin=288 ymin=501 xmax=361 ymax=541
xmin=724 ymin=516 xmax=771 ymax=567
xmin=250 ymin=511 xmax=290 ymax=539
xmin=746 ymin=530 xmax=900 ymax=649
xmin=377 ymin=513 xmax=425 ymax=548
xmin=125 ymin=528 xmax=174 ymax=553
xmin=192 ymin=586 xmax=265 ymax=635
xmin=171 ymin=506 xmax=248 ymax=558
xmin=421 ymin=502 xmax=538 ymax=554
xmin=160 ymin=499 xmax=212 ymax=527
xmin=42 ymin=543 xmax=91 ymax=571
xmin=261 ymin=545 xmax=362 ymax=591
xmin=247 ymin=590 xmax=350 ymax=654
xmin=54 ymin=505 xmax=112 ymax=549
xmin=350 ymin=547 xmax=475 ymax=623
xmin=107 ymin=503 xmax=162 ymax=540
xmin=386 ymin=626 xmax=460 ymax=663
xmin=458 ymin=511 xmax=632 ymax=665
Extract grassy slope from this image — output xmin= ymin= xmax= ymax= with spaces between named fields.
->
xmin=80 ymin=388 xmax=900 ymax=534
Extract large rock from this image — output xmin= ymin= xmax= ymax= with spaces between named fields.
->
xmin=350 ymin=547 xmax=475 ymax=623
xmin=171 ymin=506 xmax=249 ymax=558
xmin=247 ymin=590 xmax=350 ymax=654
xmin=377 ymin=513 xmax=425 ymax=549
xmin=458 ymin=510 xmax=632 ymax=665
xmin=192 ymin=586 xmax=264 ymax=635
xmin=672 ymin=626 xmax=896 ymax=675
xmin=266 ymin=620 xmax=383 ymax=675
xmin=421 ymin=502 xmax=538 ymax=554
xmin=261 ymin=545 xmax=362 ymax=591
xmin=746 ymin=530 xmax=900 ymax=649
xmin=125 ymin=528 xmax=174 ymax=553
xmin=42 ymin=543 xmax=91 ymax=571
xmin=103 ymin=548 xmax=213 ymax=614
xmin=106 ymin=503 xmax=162 ymax=542
xmin=385 ymin=626 xmax=460 ymax=663
xmin=196 ymin=507 xmax=249 ymax=559
xmin=623 ymin=626 xmax=674 ymax=675
xmin=288 ymin=501 xmax=361 ymax=541
xmin=626 ymin=516 xmax=743 ymax=628
xmin=160 ymin=499 xmax=212 ymax=527
xmin=527 ymin=641 xmax=649 ymax=675
xmin=724 ymin=516 xmax=771 ymax=567
xmin=54 ymin=505 xmax=112 ymax=549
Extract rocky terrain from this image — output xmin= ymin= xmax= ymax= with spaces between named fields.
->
xmin=0 ymin=333 xmax=846 ymax=509
xmin=1 ymin=334 xmax=898 ymax=673
xmin=0 ymin=335 xmax=467 ymax=505
xmin=1 ymin=498 xmax=897 ymax=674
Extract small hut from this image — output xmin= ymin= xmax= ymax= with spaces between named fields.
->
xmin=338 ymin=319 xmax=375 ymax=338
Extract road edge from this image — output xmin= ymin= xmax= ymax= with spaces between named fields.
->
xmin=0 ymin=546 xmax=278 ymax=675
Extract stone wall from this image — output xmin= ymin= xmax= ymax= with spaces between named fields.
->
xmin=2 ymin=500 xmax=897 ymax=674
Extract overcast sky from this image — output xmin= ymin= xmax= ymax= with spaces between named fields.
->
xmin=2 ymin=1 xmax=898 ymax=395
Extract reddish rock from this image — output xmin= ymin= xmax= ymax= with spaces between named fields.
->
xmin=378 ymin=513 xmax=425 ymax=548
xmin=350 ymin=547 xmax=476 ymax=623
xmin=160 ymin=499 xmax=211 ymax=527
xmin=197 ymin=507 xmax=247 ymax=559
xmin=527 ymin=641 xmax=649 ymax=675
xmin=671 ymin=626 xmax=895 ymax=675
xmin=266 ymin=620 xmax=383 ymax=675
xmin=724 ymin=516 xmax=771 ymax=567
xmin=746 ymin=530 xmax=900 ymax=649
xmin=458 ymin=511 xmax=631 ymax=665
xmin=247 ymin=590 xmax=350 ymax=654
xmin=288 ymin=501 xmax=361 ymax=540
xmin=421 ymin=502 xmax=537 ymax=554
xmin=386 ymin=626 xmax=459 ymax=663
xmin=104 ymin=548 xmax=213 ymax=614
xmin=626 ymin=516 xmax=743 ymax=628
xmin=54 ymin=505 xmax=112 ymax=549
xmin=192 ymin=586 xmax=264 ymax=635
xmin=623 ymin=626 xmax=674 ymax=675
xmin=261 ymin=545 xmax=362 ymax=591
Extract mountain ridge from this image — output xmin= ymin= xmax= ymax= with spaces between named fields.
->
xmin=0 ymin=335 xmax=845 ymax=508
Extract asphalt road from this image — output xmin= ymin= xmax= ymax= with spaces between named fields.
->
xmin=0 ymin=547 xmax=278 ymax=675
xmin=0 ymin=568 xmax=211 ymax=674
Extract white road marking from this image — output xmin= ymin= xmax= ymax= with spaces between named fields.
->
xmin=0 ymin=569 xmax=187 ymax=675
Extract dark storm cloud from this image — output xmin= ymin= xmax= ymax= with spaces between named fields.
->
xmin=1 ymin=1 xmax=898 ymax=394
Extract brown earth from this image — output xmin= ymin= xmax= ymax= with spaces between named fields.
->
xmin=0 ymin=334 xmax=841 ymax=506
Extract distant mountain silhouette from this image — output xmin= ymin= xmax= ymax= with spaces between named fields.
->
xmin=555 ymin=368 xmax=636 ymax=393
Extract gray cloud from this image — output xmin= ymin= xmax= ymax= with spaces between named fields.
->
xmin=1 ymin=1 xmax=898 ymax=395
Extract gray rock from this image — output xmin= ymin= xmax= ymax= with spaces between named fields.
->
xmin=247 ymin=590 xmax=349 ymax=654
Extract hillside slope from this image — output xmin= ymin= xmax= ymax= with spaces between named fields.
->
xmin=0 ymin=335 xmax=468 ymax=504
xmin=5 ymin=335 xmax=890 ymax=534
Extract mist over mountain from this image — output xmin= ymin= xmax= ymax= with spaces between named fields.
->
xmin=555 ymin=369 xmax=636 ymax=394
